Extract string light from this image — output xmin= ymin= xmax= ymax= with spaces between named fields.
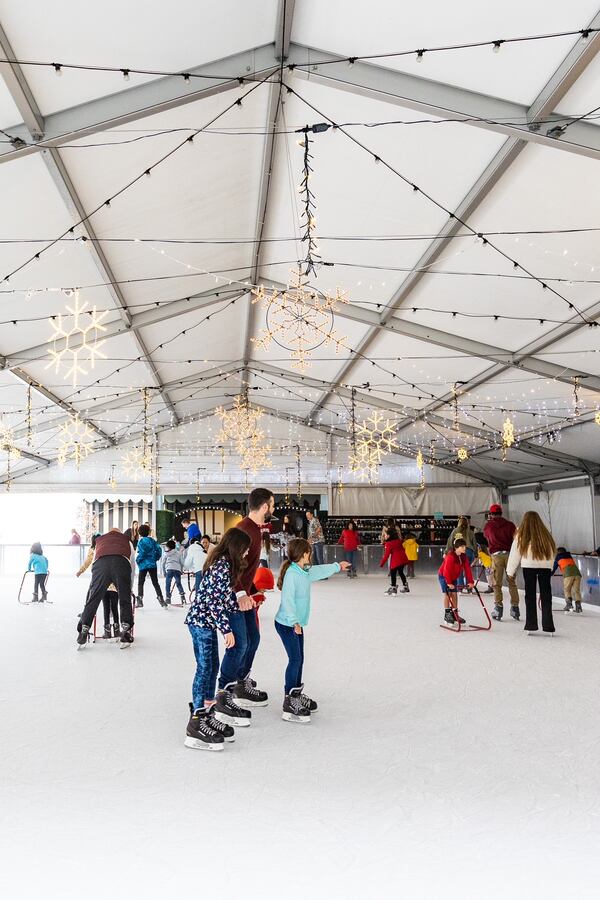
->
xmin=108 ymin=464 xmax=117 ymax=489
xmin=46 ymin=290 xmax=108 ymax=387
xmin=26 ymin=385 xmax=32 ymax=447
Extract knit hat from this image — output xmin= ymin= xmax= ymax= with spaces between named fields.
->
xmin=489 ymin=503 xmax=502 ymax=514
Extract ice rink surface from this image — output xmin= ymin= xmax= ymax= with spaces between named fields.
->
xmin=2 ymin=571 xmax=600 ymax=900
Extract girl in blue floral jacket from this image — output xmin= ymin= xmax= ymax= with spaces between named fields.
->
xmin=184 ymin=528 xmax=251 ymax=746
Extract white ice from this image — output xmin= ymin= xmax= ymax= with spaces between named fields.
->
xmin=2 ymin=572 xmax=600 ymax=900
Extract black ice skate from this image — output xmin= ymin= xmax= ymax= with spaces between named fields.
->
xmin=295 ymin=685 xmax=318 ymax=713
xmin=119 ymin=624 xmax=134 ymax=648
xmin=103 ymin=625 xmax=112 ymax=639
xmin=385 ymin=586 xmax=396 ymax=595
xmin=204 ymin=705 xmax=235 ymax=742
xmin=491 ymin=604 xmax=503 ymax=621
xmin=135 ymin=597 xmax=143 ymax=608
xmin=214 ymin=687 xmax=252 ymax=727
xmin=575 ymin=601 xmax=583 ymax=613
xmin=112 ymin=623 xmax=121 ymax=639
xmin=510 ymin=606 xmax=520 ymax=621
xmin=77 ymin=624 xmax=90 ymax=649
xmin=402 ymin=585 xmax=410 ymax=593
xmin=282 ymin=690 xmax=311 ymax=723
xmin=184 ymin=706 xmax=224 ymax=752
xmin=444 ymin=609 xmax=465 ymax=626
xmin=158 ymin=597 xmax=168 ymax=609
xmin=563 ymin=600 xmax=573 ymax=613
xmin=232 ymin=674 xmax=268 ymax=707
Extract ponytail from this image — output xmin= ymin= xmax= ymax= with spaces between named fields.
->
xmin=277 ymin=559 xmax=293 ymax=591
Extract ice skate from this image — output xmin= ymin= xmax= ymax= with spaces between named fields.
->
xmin=563 ymin=600 xmax=573 ymax=614
xmin=158 ymin=597 xmax=168 ymax=609
xmin=491 ymin=604 xmax=503 ymax=621
xmin=135 ymin=597 xmax=143 ymax=608
xmin=103 ymin=625 xmax=112 ymax=639
xmin=119 ymin=624 xmax=134 ymax=648
xmin=402 ymin=585 xmax=410 ymax=593
xmin=112 ymin=623 xmax=121 ymax=639
xmin=214 ymin=687 xmax=251 ymax=726
xmin=296 ymin=685 xmax=318 ymax=713
xmin=232 ymin=674 xmax=268 ymax=707
xmin=510 ymin=606 xmax=520 ymax=621
xmin=282 ymin=690 xmax=311 ymax=723
xmin=384 ymin=586 xmax=394 ymax=595
xmin=77 ymin=624 xmax=90 ymax=649
xmin=184 ymin=706 xmax=224 ymax=751
xmin=575 ymin=601 xmax=583 ymax=613
xmin=203 ymin=705 xmax=235 ymax=742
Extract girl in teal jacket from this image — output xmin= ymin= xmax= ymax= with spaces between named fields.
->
xmin=28 ymin=542 xmax=49 ymax=602
xmin=274 ymin=538 xmax=349 ymax=722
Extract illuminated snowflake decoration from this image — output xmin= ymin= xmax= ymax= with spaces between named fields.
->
xmin=216 ymin=395 xmax=263 ymax=444
xmin=502 ymin=416 xmax=515 ymax=448
xmin=57 ymin=415 xmax=94 ymax=467
xmin=47 ymin=290 xmax=108 ymax=387
xmin=251 ymin=269 xmax=348 ymax=371
xmin=457 ymin=446 xmax=469 ymax=462
xmin=416 ymin=448 xmax=424 ymax=471
xmin=240 ymin=431 xmax=272 ymax=475
xmin=595 ymin=409 xmax=600 ymax=426
xmin=355 ymin=411 xmax=398 ymax=464
xmin=0 ymin=422 xmax=22 ymax=460
xmin=121 ymin=446 xmax=152 ymax=481
xmin=349 ymin=442 xmax=380 ymax=482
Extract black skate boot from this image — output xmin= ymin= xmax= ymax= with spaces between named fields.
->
xmin=77 ymin=624 xmax=90 ymax=649
xmin=575 ymin=601 xmax=583 ymax=613
xmin=158 ymin=596 xmax=168 ymax=609
xmin=444 ymin=609 xmax=465 ymax=626
xmin=184 ymin=706 xmax=224 ymax=752
xmin=510 ymin=606 xmax=520 ymax=621
xmin=384 ymin=586 xmax=394 ymax=595
xmin=563 ymin=600 xmax=573 ymax=614
xmin=282 ymin=690 xmax=311 ymax=723
xmin=204 ymin=704 xmax=235 ymax=742
xmin=232 ymin=674 xmax=268 ymax=707
xmin=491 ymin=604 xmax=503 ymax=621
xmin=402 ymin=584 xmax=410 ymax=593
xmin=119 ymin=624 xmax=134 ymax=648
xmin=295 ymin=684 xmax=318 ymax=713
xmin=214 ymin=687 xmax=252 ymax=727
xmin=103 ymin=625 xmax=112 ymax=639
xmin=113 ymin=622 xmax=121 ymax=639
xmin=135 ymin=596 xmax=143 ymax=608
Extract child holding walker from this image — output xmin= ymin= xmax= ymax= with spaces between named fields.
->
xmin=438 ymin=538 xmax=475 ymax=626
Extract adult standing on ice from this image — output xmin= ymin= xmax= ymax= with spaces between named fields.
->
xmin=483 ymin=503 xmax=520 ymax=622
xmin=77 ymin=528 xmax=136 ymax=648
xmin=214 ymin=488 xmax=275 ymax=716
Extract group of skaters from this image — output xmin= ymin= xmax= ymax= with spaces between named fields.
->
xmin=438 ymin=503 xmax=584 ymax=633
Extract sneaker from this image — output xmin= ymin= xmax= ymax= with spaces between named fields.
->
xmin=510 ymin=606 xmax=520 ymax=621
xmin=184 ymin=706 xmax=224 ymax=752
xmin=491 ymin=604 xmax=503 ymax=621
xmin=563 ymin=600 xmax=573 ymax=614
xmin=282 ymin=690 xmax=311 ymax=723
xmin=232 ymin=674 xmax=268 ymax=707
xmin=295 ymin=685 xmax=318 ymax=713
xmin=575 ymin=601 xmax=583 ymax=613
xmin=214 ymin=687 xmax=252 ymax=727
xmin=205 ymin=705 xmax=235 ymax=742
xmin=77 ymin=624 xmax=90 ymax=648
xmin=120 ymin=624 xmax=134 ymax=648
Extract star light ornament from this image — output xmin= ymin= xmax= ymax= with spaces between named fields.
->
xmin=47 ymin=290 xmax=108 ymax=387
xmin=57 ymin=415 xmax=94 ymax=467
xmin=251 ymin=269 xmax=349 ymax=371
xmin=457 ymin=446 xmax=469 ymax=462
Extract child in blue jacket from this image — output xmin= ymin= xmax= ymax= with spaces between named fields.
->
xmin=136 ymin=524 xmax=166 ymax=608
xmin=28 ymin=542 xmax=49 ymax=602
xmin=275 ymin=538 xmax=350 ymax=723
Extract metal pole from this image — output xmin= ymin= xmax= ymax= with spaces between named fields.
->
xmin=590 ymin=474 xmax=597 ymax=549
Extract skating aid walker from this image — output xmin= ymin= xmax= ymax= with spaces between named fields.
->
xmin=80 ymin=592 xmax=137 ymax=646
xmin=440 ymin=583 xmax=492 ymax=633
xmin=17 ymin=571 xmax=51 ymax=604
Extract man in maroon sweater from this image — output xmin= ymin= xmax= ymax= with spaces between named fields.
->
xmin=215 ymin=488 xmax=275 ymax=716
xmin=77 ymin=528 xmax=135 ymax=648
xmin=483 ymin=504 xmax=520 ymax=621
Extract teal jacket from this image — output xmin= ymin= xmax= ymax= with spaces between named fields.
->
xmin=275 ymin=562 xmax=340 ymax=627
xmin=28 ymin=553 xmax=49 ymax=575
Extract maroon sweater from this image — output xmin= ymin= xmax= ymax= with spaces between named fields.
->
xmin=94 ymin=530 xmax=132 ymax=562
xmin=234 ymin=517 xmax=262 ymax=594
xmin=483 ymin=516 xmax=516 ymax=554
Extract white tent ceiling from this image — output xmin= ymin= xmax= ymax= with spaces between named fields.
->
xmin=0 ymin=0 xmax=599 ymax=493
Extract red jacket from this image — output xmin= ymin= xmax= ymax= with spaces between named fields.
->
xmin=338 ymin=529 xmax=361 ymax=551
xmin=438 ymin=551 xmax=474 ymax=585
xmin=483 ymin=516 xmax=516 ymax=554
xmin=380 ymin=539 xmax=408 ymax=569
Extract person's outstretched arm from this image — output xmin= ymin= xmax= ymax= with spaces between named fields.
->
xmin=307 ymin=562 xmax=342 ymax=582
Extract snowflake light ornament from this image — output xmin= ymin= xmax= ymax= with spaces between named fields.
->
xmin=121 ymin=446 xmax=152 ymax=481
xmin=57 ymin=415 xmax=94 ymax=467
xmin=457 ymin=446 xmax=469 ymax=462
xmin=47 ymin=290 xmax=108 ymax=387
xmin=240 ymin=431 xmax=272 ymax=475
xmin=355 ymin=411 xmax=399 ymax=463
xmin=251 ymin=269 xmax=348 ymax=371
xmin=216 ymin=395 xmax=263 ymax=445
xmin=502 ymin=416 xmax=515 ymax=448
xmin=595 ymin=410 xmax=600 ymax=426
xmin=0 ymin=422 xmax=22 ymax=459
xmin=349 ymin=441 xmax=380 ymax=482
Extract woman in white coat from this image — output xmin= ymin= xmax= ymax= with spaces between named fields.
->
xmin=506 ymin=511 xmax=556 ymax=634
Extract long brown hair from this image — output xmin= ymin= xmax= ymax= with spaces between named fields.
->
xmin=516 ymin=511 xmax=556 ymax=560
xmin=203 ymin=527 xmax=251 ymax=583
xmin=277 ymin=538 xmax=311 ymax=590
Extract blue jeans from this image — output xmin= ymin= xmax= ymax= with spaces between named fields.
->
xmin=456 ymin=548 xmax=475 ymax=588
xmin=218 ymin=608 xmax=261 ymax=689
xmin=194 ymin=571 xmax=202 ymax=595
xmin=344 ymin=549 xmax=357 ymax=573
xmin=311 ymin=541 xmax=324 ymax=565
xmin=165 ymin=570 xmax=184 ymax=600
xmin=188 ymin=625 xmax=219 ymax=709
xmin=274 ymin=620 xmax=305 ymax=695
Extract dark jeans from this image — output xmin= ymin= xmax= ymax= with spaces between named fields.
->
xmin=189 ymin=625 xmax=219 ymax=709
xmin=81 ymin=556 xmax=133 ymax=629
xmin=523 ymin=568 xmax=555 ymax=632
xmin=138 ymin=567 xmax=163 ymax=601
xmin=33 ymin=573 xmax=48 ymax=600
xmin=194 ymin=571 xmax=202 ymax=595
xmin=218 ymin=608 xmax=261 ymax=689
xmin=165 ymin=570 xmax=184 ymax=600
xmin=102 ymin=590 xmax=119 ymax=628
xmin=390 ymin=564 xmax=407 ymax=588
xmin=344 ymin=549 xmax=358 ymax=573
xmin=274 ymin=620 xmax=305 ymax=695
xmin=311 ymin=541 xmax=324 ymax=565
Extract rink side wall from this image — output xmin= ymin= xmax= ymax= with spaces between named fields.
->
xmin=506 ymin=478 xmax=598 ymax=553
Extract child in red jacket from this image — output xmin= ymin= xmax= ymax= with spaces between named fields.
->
xmin=338 ymin=521 xmax=361 ymax=578
xmin=438 ymin=539 xmax=474 ymax=625
xmin=380 ymin=532 xmax=409 ymax=595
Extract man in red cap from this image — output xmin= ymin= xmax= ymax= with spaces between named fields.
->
xmin=483 ymin=503 xmax=520 ymax=620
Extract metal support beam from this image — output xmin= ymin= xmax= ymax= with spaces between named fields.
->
xmin=0 ymin=45 xmax=280 ymax=164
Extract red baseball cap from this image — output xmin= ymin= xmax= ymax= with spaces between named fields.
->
xmin=489 ymin=503 xmax=502 ymax=514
